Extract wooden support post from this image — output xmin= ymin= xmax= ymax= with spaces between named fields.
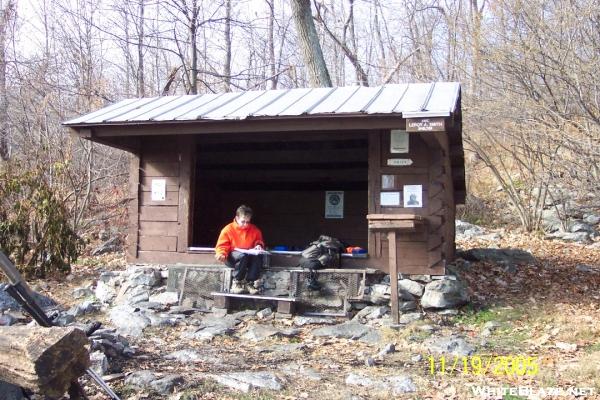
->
xmin=277 ymin=300 xmax=295 ymax=315
xmin=213 ymin=295 xmax=230 ymax=310
xmin=0 ymin=326 xmax=89 ymax=398
xmin=388 ymin=230 xmax=399 ymax=324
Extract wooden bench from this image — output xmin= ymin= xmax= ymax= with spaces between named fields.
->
xmin=211 ymin=292 xmax=298 ymax=315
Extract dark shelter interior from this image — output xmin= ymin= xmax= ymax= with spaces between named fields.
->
xmin=192 ymin=131 xmax=369 ymax=250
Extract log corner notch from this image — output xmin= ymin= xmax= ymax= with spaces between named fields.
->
xmin=0 ymin=326 xmax=90 ymax=398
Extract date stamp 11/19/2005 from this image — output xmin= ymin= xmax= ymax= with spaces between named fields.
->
xmin=428 ymin=355 xmax=539 ymax=376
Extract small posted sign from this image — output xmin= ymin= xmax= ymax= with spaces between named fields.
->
xmin=151 ymin=179 xmax=166 ymax=201
xmin=325 ymin=191 xmax=344 ymax=219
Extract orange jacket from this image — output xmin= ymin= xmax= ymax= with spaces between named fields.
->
xmin=215 ymin=219 xmax=265 ymax=258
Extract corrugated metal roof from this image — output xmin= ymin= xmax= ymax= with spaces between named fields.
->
xmin=64 ymin=82 xmax=460 ymax=126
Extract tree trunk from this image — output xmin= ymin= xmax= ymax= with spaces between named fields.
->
xmin=138 ymin=0 xmax=146 ymax=97
xmin=0 ymin=0 xmax=15 ymax=161
xmin=223 ymin=0 xmax=231 ymax=92
xmin=0 ymin=326 xmax=89 ymax=398
xmin=290 ymin=0 xmax=332 ymax=87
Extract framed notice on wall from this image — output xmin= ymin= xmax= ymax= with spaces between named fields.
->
xmin=151 ymin=179 xmax=166 ymax=201
xmin=325 ymin=191 xmax=344 ymax=219
xmin=390 ymin=130 xmax=409 ymax=153
xmin=403 ymin=185 xmax=423 ymax=208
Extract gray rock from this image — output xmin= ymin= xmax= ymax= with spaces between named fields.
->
xmin=388 ymin=375 xmax=416 ymax=394
xmin=209 ymin=371 xmax=282 ymax=392
xmin=148 ymin=291 xmax=178 ymax=305
xmin=53 ymin=312 xmax=76 ymax=326
xmin=98 ymin=271 xmax=120 ymax=283
xmin=312 ymin=321 xmax=373 ymax=340
xmin=125 ymin=370 xmax=157 ymax=388
xmin=241 ymin=324 xmax=281 ymax=341
xmin=584 ymin=214 xmax=600 ymax=225
xmin=378 ymin=343 xmax=396 ymax=356
xmin=554 ymin=231 xmax=592 ymax=243
xmin=353 ymin=306 xmax=389 ymax=322
xmin=91 ymin=236 xmax=121 ymax=256
xmin=399 ymin=312 xmax=422 ymax=324
xmin=150 ymin=374 xmax=183 ymax=394
xmin=143 ymin=311 xmax=183 ymax=327
xmin=90 ymin=351 xmax=109 ymax=376
xmin=0 ymin=314 xmax=17 ymax=326
xmin=421 ymin=278 xmax=469 ymax=309
xmin=263 ymin=343 xmax=307 ymax=353
xmin=68 ymin=300 xmax=101 ymax=317
xmin=436 ymin=308 xmax=459 ymax=316
xmin=280 ymin=364 xmax=322 ymax=381
xmin=345 ymin=373 xmax=377 ymax=388
xmin=293 ymin=316 xmax=336 ymax=326
xmin=411 ymin=354 xmax=423 ymax=362
xmin=135 ymin=301 xmax=164 ymax=310
xmin=425 ymin=335 xmax=476 ymax=356
xmin=455 ymin=220 xmax=486 ymax=238
xmin=95 ymin=281 xmax=117 ymax=304
xmin=0 ymin=380 xmax=26 ymax=400
xmin=0 ymin=283 xmax=57 ymax=312
xmin=359 ymin=329 xmax=383 ymax=344
xmin=570 ymin=221 xmax=596 ymax=233
xmin=109 ymin=306 xmax=151 ymax=337
xmin=398 ymin=301 xmax=417 ymax=312
xmin=408 ymin=274 xmax=432 ymax=283
xmin=115 ymin=282 xmax=151 ymax=305
xmin=458 ymin=248 xmax=536 ymax=265
xmin=128 ymin=269 xmax=161 ymax=287
xmin=164 ymin=349 xmax=205 ymax=363
xmin=181 ymin=314 xmax=239 ymax=341
xmin=397 ymin=279 xmax=424 ymax=297
xmin=365 ymin=357 xmax=376 ymax=367
xmin=256 ymin=308 xmax=273 ymax=319
xmin=72 ymin=287 xmax=94 ymax=299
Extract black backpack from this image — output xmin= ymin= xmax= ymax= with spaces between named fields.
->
xmin=299 ymin=235 xmax=344 ymax=290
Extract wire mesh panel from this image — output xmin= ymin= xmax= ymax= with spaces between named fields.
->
xmin=167 ymin=266 xmax=231 ymax=305
xmin=290 ymin=269 xmax=365 ymax=316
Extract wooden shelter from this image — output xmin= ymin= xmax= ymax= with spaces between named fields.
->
xmin=64 ymin=83 xmax=465 ymax=276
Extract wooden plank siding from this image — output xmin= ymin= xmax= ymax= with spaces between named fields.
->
xmin=136 ymin=136 xmax=190 ymax=255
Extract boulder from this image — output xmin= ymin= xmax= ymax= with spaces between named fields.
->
xmin=90 ymin=351 xmax=109 ymax=376
xmin=421 ymin=278 xmax=469 ymax=309
xmin=457 ymin=248 xmax=535 ymax=265
xmin=311 ymin=321 xmax=374 ymax=340
xmin=425 ymin=335 xmax=475 ymax=356
xmin=208 ymin=371 xmax=283 ymax=393
xmin=109 ymin=306 xmax=151 ymax=337
xmin=397 ymin=279 xmax=424 ymax=297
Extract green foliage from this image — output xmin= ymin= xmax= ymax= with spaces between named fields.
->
xmin=0 ymin=161 xmax=84 ymax=277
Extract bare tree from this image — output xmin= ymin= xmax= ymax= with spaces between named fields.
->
xmin=290 ymin=0 xmax=331 ymax=87
xmin=0 ymin=0 xmax=15 ymax=161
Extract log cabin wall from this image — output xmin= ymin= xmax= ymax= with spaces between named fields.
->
xmin=368 ymin=128 xmax=452 ymax=275
xmin=132 ymin=135 xmax=194 ymax=262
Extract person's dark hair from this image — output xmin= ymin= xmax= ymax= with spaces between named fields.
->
xmin=236 ymin=205 xmax=253 ymax=217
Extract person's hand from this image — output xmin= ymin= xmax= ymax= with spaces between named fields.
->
xmin=215 ymin=253 xmax=227 ymax=263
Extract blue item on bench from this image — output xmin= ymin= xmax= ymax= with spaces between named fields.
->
xmin=273 ymin=245 xmax=289 ymax=251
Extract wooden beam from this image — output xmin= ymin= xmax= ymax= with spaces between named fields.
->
xmin=0 ymin=326 xmax=89 ymax=398
xmin=388 ymin=231 xmax=399 ymax=324
xmin=177 ymin=136 xmax=194 ymax=252
xmin=127 ymin=139 xmax=141 ymax=262
xmin=71 ymin=115 xmax=411 ymax=138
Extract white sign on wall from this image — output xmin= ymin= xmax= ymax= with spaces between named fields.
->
xmin=380 ymin=191 xmax=401 ymax=206
xmin=325 ymin=191 xmax=344 ymax=219
xmin=390 ymin=130 xmax=409 ymax=153
xmin=151 ymin=179 xmax=166 ymax=201
xmin=403 ymin=185 xmax=423 ymax=208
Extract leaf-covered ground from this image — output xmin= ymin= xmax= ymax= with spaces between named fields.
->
xmin=32 ymin=233 xmax=600 ymax=399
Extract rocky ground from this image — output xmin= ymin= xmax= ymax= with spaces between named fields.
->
xmin=1 ymin=225 xmax=599 ymax=400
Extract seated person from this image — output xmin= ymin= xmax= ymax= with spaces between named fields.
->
xmin=215 ymin=205 xmax=265 ymax=294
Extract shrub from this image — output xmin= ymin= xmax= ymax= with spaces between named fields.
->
xmin=0 ymin=161 xmax=84 ymax=277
